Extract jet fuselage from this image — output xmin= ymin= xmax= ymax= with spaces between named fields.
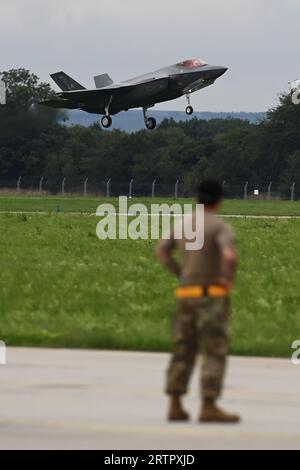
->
xmin=42 ymin=58 xmax=228 ymax=129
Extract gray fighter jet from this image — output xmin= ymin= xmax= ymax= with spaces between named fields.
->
xmin=41 ymin=59 xmax=227 ymax=130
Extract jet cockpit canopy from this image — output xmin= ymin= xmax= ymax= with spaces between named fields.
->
xmin=176 ymin=59 xmax=207 ymax=68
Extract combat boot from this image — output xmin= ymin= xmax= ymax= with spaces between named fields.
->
xmin=199 ymin=398 xmax=240 ymax=423
xmin=168 ymin=395 xmax=190 ymax=421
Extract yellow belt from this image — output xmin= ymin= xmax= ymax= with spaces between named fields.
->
xmin=175 ymin=285 xmax=229 ymax=299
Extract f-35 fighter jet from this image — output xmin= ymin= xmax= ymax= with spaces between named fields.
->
xmin=41 ymin=59 xmax=227 ymax=130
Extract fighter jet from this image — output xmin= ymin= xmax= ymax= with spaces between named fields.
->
xmin=41 ymin=59 xmax=227 ymax=130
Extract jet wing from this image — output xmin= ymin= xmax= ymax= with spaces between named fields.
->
xmin=58 ymin=77 xmax=169 ymax=102
xmin=58 ymin=84 xmax=130 ymax=101
xmin=39 ymin=98 xmax=79 ymax=110
xmin=40 ymin=77 xmax=169 ymax=113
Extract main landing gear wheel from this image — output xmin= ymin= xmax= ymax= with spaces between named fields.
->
xmin=145 ymin=117 xmax=157 ymax=130
xmin=101 ymin=115 xmax=112 ymax=128
xmin=185 ymin=105 xmax=194 ymax=115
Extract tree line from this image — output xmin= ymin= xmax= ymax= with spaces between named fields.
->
xmin=0 ymin=68 xmax=299 ymax=197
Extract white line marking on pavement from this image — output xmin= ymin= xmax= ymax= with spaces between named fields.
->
xmin=0 ymin=211 xmax=300 ymax=219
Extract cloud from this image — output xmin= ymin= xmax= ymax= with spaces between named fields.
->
xmin=0 ymin=2 xmax=22 ymax=31
xmin=1 ymin=0 xmax=299 ymax=111
xmin=0 ymin=0 xmax=271 ymax=31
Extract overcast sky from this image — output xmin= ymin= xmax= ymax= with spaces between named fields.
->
xmin=1 ymin=0 xmax=299 ymax=112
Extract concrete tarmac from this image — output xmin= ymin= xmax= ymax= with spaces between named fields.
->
xmin=0 ymin=348 xmax=299 ymax=450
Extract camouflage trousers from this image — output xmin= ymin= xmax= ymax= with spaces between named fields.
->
xmin=166 ymin=296 xmax=230 ymax=399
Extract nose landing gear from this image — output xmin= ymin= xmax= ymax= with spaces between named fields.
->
xmin=101 ymin=115 xmax=112 ymax=128
xmin=185 ymin=94 xmax=194 ymax=115
xmin=143 ymin=107 xmax=157 ymax=130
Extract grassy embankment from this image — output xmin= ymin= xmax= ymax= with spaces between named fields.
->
xmin=0 ymin=209 xmax=299 ymax=357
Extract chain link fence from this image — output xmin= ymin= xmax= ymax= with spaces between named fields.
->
xmin=0 ymin=177 xmax=298 ymax=200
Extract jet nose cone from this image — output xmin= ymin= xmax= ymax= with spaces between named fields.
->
xmin=219 ymin=66 xmax=228 ymax=76
xmin=214 ymin=66 xmax=228 ymax=78
xmin=207 ymin=66 xmax=228 ymax=80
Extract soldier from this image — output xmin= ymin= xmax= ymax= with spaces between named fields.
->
xmin=155 ymin=180 xmax=240 ymax=423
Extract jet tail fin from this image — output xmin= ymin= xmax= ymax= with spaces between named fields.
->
xmin=0 ymin=80 xmax=6 ymax=105
xmin=50 ymin=72 xmax=86 ymax=91
xmin=94 ymin=73 xmax=114 ymax=88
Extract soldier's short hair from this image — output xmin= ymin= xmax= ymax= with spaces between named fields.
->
xmin=197 ymin=180 xmax=224 ymax=205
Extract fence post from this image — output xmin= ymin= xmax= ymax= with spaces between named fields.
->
xmin=152 ymin=179 xmax=156 ymax=198
xmin=129 ymin=179 xmax=134 ymax=198
xmin=84 ymin=178 xmax=88 ymax=198
xmin=0 ymin=80 xmax=6 ymax=105
xmin=39 ymin=176 xmax=44 ymax=194
xmin=0 ymin=340 xmax=6 ymax=365
xmin=267 ymin=181 xmax=272 ymax=201
xmin=243 ymin=181 xmax=248 ymax=200
xmin=175 ymin=179 xmax=179 ymax=199
xmin=291 ymin=182 xmax=296 ymax=201
xmin=61 ymin=177 xmax=66 ymax=196
xmin=106 ymin=179 xmax=111 ymax=198
xmin=17 ymin=176 xmax=21 ymax=194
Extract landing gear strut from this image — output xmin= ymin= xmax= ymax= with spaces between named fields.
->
xmin=143 ymin=107 xmax=157 ymax=130
xmin=185 ymin=94 xmax=194 ymax=115
xmin=101 ymin=96 xmax=113 ymax=128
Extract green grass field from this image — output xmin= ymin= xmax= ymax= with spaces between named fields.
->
xmin=0 ymin=209 xmax=299 ymax=357
xmin=0 ymin=195 xmax=300 ymax=216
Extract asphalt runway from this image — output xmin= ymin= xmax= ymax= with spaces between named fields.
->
xmin=0 ymin=348 xmax=299 ymax=450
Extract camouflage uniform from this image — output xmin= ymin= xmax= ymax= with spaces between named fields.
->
xmin=166 ymin=296 xmax=230 ymax=398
